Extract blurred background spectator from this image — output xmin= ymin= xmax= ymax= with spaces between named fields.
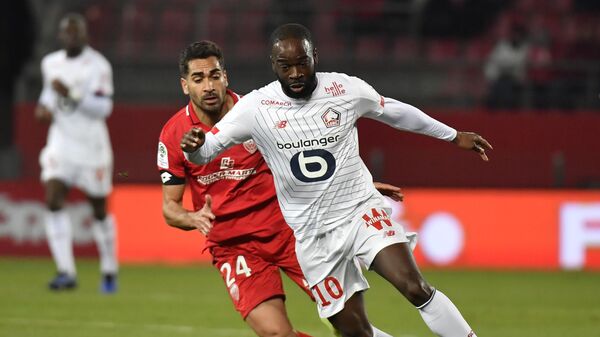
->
xmin=3 ymin=0 xmax=600 ymax=187
xmin=484 ymin=24 xmax=529 ymax=109
xmin=10 ymin=0 xmax=600 ymax=109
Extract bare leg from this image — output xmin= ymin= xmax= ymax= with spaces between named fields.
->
xmin=371 ymin=243 xmax=475 ymax=337
xmin=246 ymin=297 xmax=309 ymax=337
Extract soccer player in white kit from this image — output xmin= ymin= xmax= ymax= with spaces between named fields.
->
xmin=182 ymin=24 xmax=492 ymax=337
xmin=35 ymin=13 xmax=118 ymax=293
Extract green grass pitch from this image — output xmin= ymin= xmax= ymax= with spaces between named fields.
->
xmin=1 ymin=257 xmax=598 ymax=337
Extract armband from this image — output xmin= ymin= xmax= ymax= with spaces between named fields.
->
xmin=159 ymin=170 xmax=185 ymax=185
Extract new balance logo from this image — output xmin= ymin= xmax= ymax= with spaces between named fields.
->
xmin=362 ymin=208 xmax=392 ymax=230
xmin=274 ymin=120 xmax=288 ymax=129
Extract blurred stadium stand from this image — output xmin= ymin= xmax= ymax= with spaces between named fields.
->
xmin=5 ymin=0 xmax=600 ymax=187
xmin=17 ymin=0 xmax=600 ymax=107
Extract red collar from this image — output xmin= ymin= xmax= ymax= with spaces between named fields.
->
xmin=186 ymin=89 xmax=239 ymax=130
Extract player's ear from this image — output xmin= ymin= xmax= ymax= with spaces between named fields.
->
xmin=223 ymin=70 xmax=229 ymax=87
xmin=313 ymin=47 xmax=318 ymax=65
xmin=180 ymin=77 xmax=189 ymax=95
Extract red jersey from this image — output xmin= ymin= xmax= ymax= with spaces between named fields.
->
xmin=158 ymin=90 xmax=287 ymax=246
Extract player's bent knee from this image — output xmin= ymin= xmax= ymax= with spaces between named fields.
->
xmin=404 ymin=279 xmax=434 ymax=307
xmin=330 ymin=314 xmax=373 ymax=337
xmin=252 ymin=324 xmax=296 ymax=337
xmin=246 ymin=301 xmax=296 ymax=337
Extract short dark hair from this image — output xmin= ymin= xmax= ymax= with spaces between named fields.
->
xmin=269 ymin=23 xmax=313 ymax=49
xmin=179 ymin=40 xmax=225 ymax=76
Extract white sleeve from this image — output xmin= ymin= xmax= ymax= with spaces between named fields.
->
xmin=184 ymin=92 xmax=256 ymax=165
xmin=77 ymin=59 xmax=113 ymax=119
xmin=352 ymin=76 xmax=385 ymax=117
xmin=38 ymin=58 xmax=57 ymax=111
xmin=364 ymin=97 xmax=457 ymax=141
xmin=77 ymin=93 xmax=113 ymax=119
xmin=39 ymin=86 xmax=56 ymax=111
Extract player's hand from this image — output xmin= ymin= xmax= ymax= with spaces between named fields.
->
xmin=452 ymin=131 xmax=493 ymax=161
xmin=51 ymin=79 xmax=70 ymax=97
xmin=190 ymin=195 xmax=215 ymax=235
xmin=181 ymin=128 xmax=205 ymax=153
xmin=374 ymin=182 xmax=404 ymax=202
xmin=34 ymin=105 xmax=53 ymax=123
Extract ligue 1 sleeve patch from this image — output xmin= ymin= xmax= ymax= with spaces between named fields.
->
xmin=379 ymin=95 xmax=385 ymax=108
xmin=157 ymin=142 xmax=169 ymax=168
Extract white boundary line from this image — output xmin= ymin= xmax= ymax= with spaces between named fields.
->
xmin=1 ymin=317 xmax=255 ymax=336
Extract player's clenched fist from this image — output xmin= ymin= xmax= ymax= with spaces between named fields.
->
xmin=181 ymin=127 xmax=205 ymax=153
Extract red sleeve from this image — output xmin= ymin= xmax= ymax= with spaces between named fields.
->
xmin=157 ymin=121 xmax=186 ymax=179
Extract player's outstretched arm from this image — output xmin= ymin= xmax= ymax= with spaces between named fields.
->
xmin=452 ymin=131 xmax=493 ymax=161
xmin=180 ymin=127 xmax=205 ymax=153
xmin=374 ymin=182 xmax=404 ymax=202
xmin=180 ymin=127 xmax=231 ymax=165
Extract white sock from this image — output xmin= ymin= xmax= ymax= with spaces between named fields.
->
xmin=372 ymin=325 xmax=393 ymax=337
xmin=44 ymin=210 xmax=76 ymax=276
xmin=417 ymin=289 xmax=476 ymax=337
xmin=92 ymin=214 xmax=118 ymax=275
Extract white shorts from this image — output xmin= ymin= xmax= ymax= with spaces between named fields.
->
xmin=300 ymin=202 xmax=417 ymax=318
xmin=40 ymin=148 xmax=112 ymax=197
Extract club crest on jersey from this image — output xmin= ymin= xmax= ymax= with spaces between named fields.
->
xmin=362 ymin=208 xmax=393 ymax=230
xmin=157 ymin=142 xmax=169 ymax=168
xmin=321 ymin=108 xmax=341 ymax=128
xmin=243 ymin=140 xmax=257 ymax=154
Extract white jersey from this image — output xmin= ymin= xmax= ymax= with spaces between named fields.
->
xmin=39 ymin=46 xmax=113 ymax=167
xmin=187 ymin=72 xmax=456 ymax=243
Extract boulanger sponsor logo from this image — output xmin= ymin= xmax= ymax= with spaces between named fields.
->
xmin=277 ymin=134 xmax=340 ymax=150
xmin=157 ymin=142 xmax=169 ymax=168
xmin=196 ymin=168 xmax=256 ymax=185
xmin=260 ymin=99 xmax=291 ymax=106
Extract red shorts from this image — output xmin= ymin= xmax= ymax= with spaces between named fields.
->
xmin=210 ymin=226 xmax=313 ymax=319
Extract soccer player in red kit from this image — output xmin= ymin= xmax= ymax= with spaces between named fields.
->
xmin=158 ymin=41 xmax=403 ymax=337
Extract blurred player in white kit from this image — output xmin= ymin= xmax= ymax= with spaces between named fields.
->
xmin=35 ymin=13 xmax=118 ymax=293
